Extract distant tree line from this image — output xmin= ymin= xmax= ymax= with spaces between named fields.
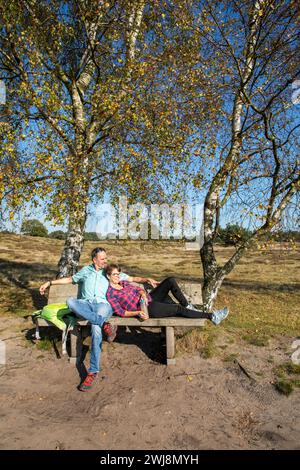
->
xmin=216 ymin=225 xmax=300 ymax=245
xmin=1 ymin=219 xmax=299 ymax=245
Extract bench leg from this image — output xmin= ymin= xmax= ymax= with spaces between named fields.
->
xmin=166 ymin=326 xmax=176 ymax=366
xmin=34 ymin=318 xmax=41 ymax=340
xmin=69 ymin=326 xmax=82 ymax=365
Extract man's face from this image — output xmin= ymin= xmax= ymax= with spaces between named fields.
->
xmin=93 ymin=251 xmax=108 ymax=269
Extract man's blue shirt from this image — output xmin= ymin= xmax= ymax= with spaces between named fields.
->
xmin=72 ymin=264 xmax=129 ymax=303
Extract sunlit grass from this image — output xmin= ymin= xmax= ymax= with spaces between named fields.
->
xmin=1 ymin=233 xmax=299 ymax=357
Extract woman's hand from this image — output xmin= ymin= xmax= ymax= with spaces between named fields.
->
xmin=138 ymin=310 xmax=149 ymax=321
xmin=39 ymin=281 xmax=50 ymax=295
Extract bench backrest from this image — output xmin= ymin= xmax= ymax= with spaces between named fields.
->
xmin=48 ymin=284 xmax=78 ymax=304
xmin=48 ymin=281 xmax=202 ymax=306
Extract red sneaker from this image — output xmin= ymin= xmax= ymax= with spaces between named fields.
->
xmin=103 ymin=322 xmax=117 ymax=343
xmin=78 ymin=372 xmax=98 ymax=392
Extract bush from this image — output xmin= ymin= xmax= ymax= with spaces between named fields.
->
xmin=0 ymin=229 xmax=14 ymax=235
xmin=217 ymin=224 xmax=252 ymax=246
xmin=84 ymin=232 xmax=99 ymax=241
xmin=21 ymin=219 xmax=48 ymax=237
xmin=49 ymin=230 xmax=66 ymax=240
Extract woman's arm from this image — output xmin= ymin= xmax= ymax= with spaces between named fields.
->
xmin=123 ymin=310 xmax=142 ymax=317
xmin=123 ymin=310 xmax=149 ymax=320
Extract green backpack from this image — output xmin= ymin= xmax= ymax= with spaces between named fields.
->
xmin=34 ymin=303 xmax=73 ymax=330
xmin=33 ymin=303 xmax=77 ymax=356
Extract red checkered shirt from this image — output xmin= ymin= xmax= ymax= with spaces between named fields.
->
xmin=107 ymin=281 xmax=152 ymax=317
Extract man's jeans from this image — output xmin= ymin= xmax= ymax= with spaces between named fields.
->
xmin=66 ymin=298 xmax=113 ymax=374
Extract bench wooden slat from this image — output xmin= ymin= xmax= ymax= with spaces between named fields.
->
xmin=47 ymin=284 xmax=78 ymax=304
xmin=35 ymin=316 xmax=205 ymax=327
xmin=96 ymin=316 xmax=205 ymax=327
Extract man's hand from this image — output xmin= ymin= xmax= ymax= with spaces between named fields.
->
xmin=39 ymin=281 xmax=50 ymax=296
xmin=147 ymin=278 xmax=159 ymax=288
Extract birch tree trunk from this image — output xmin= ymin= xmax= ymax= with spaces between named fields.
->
xmin=56 ymin=2 xmax=146 ymax=276
xmin=200 ymin=0 xmax=265 ymax=311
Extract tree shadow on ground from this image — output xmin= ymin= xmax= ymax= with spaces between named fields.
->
xmin=0 ymin=258 xmax=57 ymax=310
xmin=222 ymin=279 xmax=300 ymax=293
xmin=25 ymin=326 xmax=62 ymax=359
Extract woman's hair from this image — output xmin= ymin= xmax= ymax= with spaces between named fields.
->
xmin=105 ymin=263 xmax=121 ymax=277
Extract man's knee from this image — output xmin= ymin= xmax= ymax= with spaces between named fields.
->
xmin=166 ymin=276 xmax=176 ymax=285
xmin=66 ymin=297 xmax=76 ymax=310
xmin=97 ymin=303 xmax=112 ymax=317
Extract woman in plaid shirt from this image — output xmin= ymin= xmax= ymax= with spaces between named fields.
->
xmin=106 ymin=264 xmax=229 ymax=325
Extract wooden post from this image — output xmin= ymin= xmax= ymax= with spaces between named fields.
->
xmin=166 ymin=326 xmax=176 ymax=366
xmin=69 ymin=325 xmax=82 ymax=365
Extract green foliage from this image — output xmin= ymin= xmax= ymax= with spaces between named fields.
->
xmin=49 ymin=230 xmax=66 ymax=240
xmin=273 ymin=361 xmax=300 ymax=395
xmin=21 ymin=219 xmax=48 ymax=238
xmin=242 ymin=333 xmax=269 ymax=347
xmin=275 ymin=380 xmax=295 ymax=396
xmin=217 ymin=224 xmax=252 ymax=246
xmin=84 ymin=232 xmax=99 ymax=241
xmin=261 ymin=230 xmax=300 ymax=243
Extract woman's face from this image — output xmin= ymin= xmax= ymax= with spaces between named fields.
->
xmin=109 ymin=269 xmax=121 ymax=283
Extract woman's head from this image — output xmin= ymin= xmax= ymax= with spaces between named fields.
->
xmin=105 ymin=263 xmax=121 ymax=282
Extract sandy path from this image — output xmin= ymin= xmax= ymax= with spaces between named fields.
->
xmin=0 ymin=315 xmax=299 ymax=450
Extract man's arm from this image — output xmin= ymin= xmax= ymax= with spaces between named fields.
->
xmin=39 ymin=277 xmax=73 ymax=296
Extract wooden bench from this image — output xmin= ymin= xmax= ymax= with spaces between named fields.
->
xmin=32 ymin=282 xmax=205 ymax=366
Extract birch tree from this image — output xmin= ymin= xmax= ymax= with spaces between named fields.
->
xmin=186 ymin=0 xmax=300 ymax=310
xmin=0 ymin=0 xmax=207 ymax=276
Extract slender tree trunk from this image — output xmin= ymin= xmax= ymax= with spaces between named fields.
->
xmin=200 ymin=0 xmax=264 ymax=310
xmin=56 ymin=3 xmax=146 ymax=277
xmin=201 ymin=275 xmax=225 ymax=312
xmin=57 ymin=158 xmax=90 ymax=277
xmin=57 ymin=207 xmax=87 ymax=278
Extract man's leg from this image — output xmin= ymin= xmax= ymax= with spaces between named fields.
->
xmin=89 ymin=324 xmax=102 ymax=374
xmin=96 ymin=302 xmax=117 ymax=343
xmin=87 ymin=303 xmax=112 ymax=372
xmin=78 ymin=303 xmax=112 ymax=392
xmin=67 ymin=297 xmax=104 ymax=325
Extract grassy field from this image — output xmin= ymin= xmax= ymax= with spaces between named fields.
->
xmin=0 ymin=233 xmax=299 ymax=366
xmin=0 ymin=234 xmax=300 ymax=394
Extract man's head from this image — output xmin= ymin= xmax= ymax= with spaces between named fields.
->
xmin=91 ymin=247 xmax=107 ymax=270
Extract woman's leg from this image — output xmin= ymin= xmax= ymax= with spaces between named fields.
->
xmin=150 ymin=277 xmax=189 ymax=306
xmin=148 ymin=300 xmax=211 ymax=319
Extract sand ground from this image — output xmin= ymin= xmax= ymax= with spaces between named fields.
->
xmin=1 ymin=313 xmax=299 ymax=450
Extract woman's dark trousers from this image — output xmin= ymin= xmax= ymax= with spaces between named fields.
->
xmin=149 ymin=277 xmax=210 ymax=319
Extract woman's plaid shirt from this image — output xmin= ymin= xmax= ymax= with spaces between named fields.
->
xmin=107 ymin=281 xmax=152 ymax=317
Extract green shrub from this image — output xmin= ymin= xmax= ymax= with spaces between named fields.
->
xmin=49 ymin=230 xmax=66 ymax=240
xmin=217 ymin=224 xmax=252 ymax=246
xmin=21 ymin=219 xmax=48 ymax=237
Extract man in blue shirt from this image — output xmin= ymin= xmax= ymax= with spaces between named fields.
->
xmin=39 ymin=247 xmax=158 ymax=391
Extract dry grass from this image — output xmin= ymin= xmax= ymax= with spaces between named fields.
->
xmin=0 ymin=233 xmax=299 ymax=357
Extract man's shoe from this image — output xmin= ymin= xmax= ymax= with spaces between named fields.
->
xmin=78 ymin=372 xmax=98 ymax=392
xmin=211 ymin=307 xmax=229 ymax=325
xmin=103 ymin=322 xmax=117 ymax=343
